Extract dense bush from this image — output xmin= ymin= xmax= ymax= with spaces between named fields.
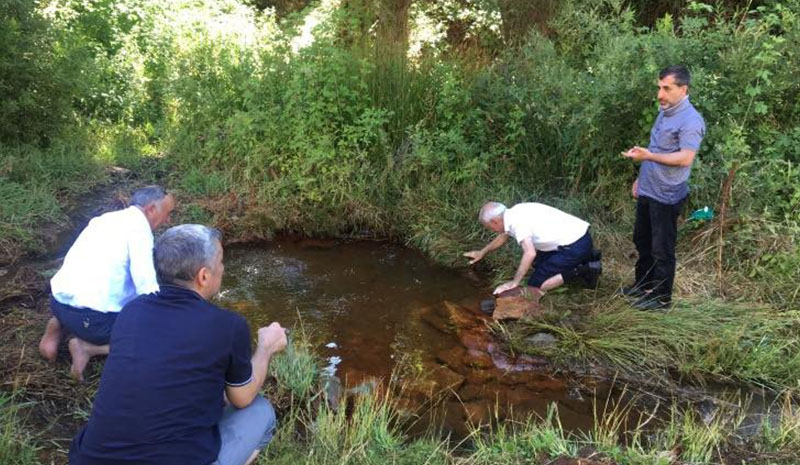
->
xmin=1 ymin=0 xmax=798 ymax=302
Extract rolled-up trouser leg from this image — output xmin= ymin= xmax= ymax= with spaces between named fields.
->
xmin=213 ymin=396 xmax=277 ymax=465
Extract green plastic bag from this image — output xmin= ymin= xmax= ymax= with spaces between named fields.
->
xmin=688 ymin=206 xmax=714 ymax=222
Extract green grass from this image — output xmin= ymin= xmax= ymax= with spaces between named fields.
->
xmin=269 ymin=327 xmax=320 ymax=401
xmin=0 ymin=395 xmax=38 ymax=465
xmin=469 ymin=404 xmax=577 ymax=464
xmin=507 ymin=296 xmax=800 ymax=391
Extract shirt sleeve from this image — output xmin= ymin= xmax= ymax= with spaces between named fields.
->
xmin=679 ymin=116 xmax=705 ymax=151
xmin=128 ymin=224 xmax=159 ymax=296
xmin=225 ymin=315 xmax=253 ymax=386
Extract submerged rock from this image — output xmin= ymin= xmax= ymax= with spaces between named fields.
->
xmin=403 ymin=364 xmax=465 ymax=401
xmin=461 ymin=401 xmax=494 ymax=426
xmin=458 ymin=329 xmax=493 ymax=352
xmin=346 ymin=378 xmax=379 ymax=397
xmin=323 ymin=375 xmax=342 ymax=409
xmin=436 ymin=346 xmax=468 ymax=374
xmin=443 ymin=300 xmax=485 ymax=328
xmin=464 ymin=349 xmax=493 ymax=369
xmin=465 ymin=368 xmax=499 ymax=385
xmin=420 ymin=306 xmax=453 ymax=334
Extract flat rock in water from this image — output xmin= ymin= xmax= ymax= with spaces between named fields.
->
xmin=419 ymin=306 xmax=453 ymax=334
xmin=430 ymin=365 xmax=466 ymax=392
xmin=436 ymin=346 xmax=468 ymax=374
xmin=465 ymin=368 xmax=499 ymax=385
xmin=463 ymin=349 xmax=493 ymax=369
xmin=403 ymin=364 xmax=465 ymax=400
xmin=525 ymin=332 xmax=558 ymax=348
xmin=443 ymin=301 xmax=481 ymax=329
xmin=461 ymin=401 xmax=493 ymax=426
xmin=458 ymin=328 xmax=493 ymax=352
xmin=492 ymin=287 xmax=544 ymax=321
xmin=457 ymin=383 xmax=485 ymax=402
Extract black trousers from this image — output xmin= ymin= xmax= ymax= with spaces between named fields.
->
xmin=633 ymin=195 xmax=685 ymax=303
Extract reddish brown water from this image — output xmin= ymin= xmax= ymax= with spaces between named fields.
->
xmin=217 ymin=240 xmax=635 ymax=436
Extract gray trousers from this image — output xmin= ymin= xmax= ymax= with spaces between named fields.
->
xmin=212 ymin=396 xmax=276 ymax=465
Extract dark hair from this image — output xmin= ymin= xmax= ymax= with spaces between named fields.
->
xmin=659 ymin=65 xmax=691 ymax=87
xmin=131 ymin=185 xmax=167 ymax=207
xmin=155 ymin=224 xmax=222 ymax=284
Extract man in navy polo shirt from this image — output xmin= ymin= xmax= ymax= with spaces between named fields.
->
xmin=69 ymin=224 xmax=287 ymax=465
xmin=622 ymin=65 xmax=706 ymax=310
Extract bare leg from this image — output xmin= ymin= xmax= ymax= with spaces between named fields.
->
xmin=39 ymin=317 xmax=62 ymax=363
xmin=540 ymin=274 xmax=564 ymax=292
xmin=68 ymin=338 xmax=109 ymax=382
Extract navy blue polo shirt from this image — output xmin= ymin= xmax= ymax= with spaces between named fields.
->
xmin=69 ymin=285 xmax=253 ymax=465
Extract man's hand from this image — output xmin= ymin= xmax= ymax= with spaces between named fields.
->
xmin=632 ymin=179 xmax=638 ymax=198
xmin=622 ymin=146 xmax=651 ymax=163
xmin=257 ymin=322 xmax=287 ymax=355
xmin=463 ymin=250 xmax=485 ymax=265
xmin=493 ymin=281 xmax=519 ymax=295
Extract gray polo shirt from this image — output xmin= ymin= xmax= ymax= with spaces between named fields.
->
xmin=636 ymin=97 xmax=705 ymax=205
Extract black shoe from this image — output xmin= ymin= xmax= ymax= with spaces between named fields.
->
xmin=616 ymin=285 xmax=648 ymax=299
xmin=582 ymin=260 xmax=602 ymax=289
xmin=631 ymin=295 xmax=670 ymax=311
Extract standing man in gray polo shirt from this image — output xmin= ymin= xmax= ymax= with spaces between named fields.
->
xmin=621 ymin=65 xmax=705 ymax=310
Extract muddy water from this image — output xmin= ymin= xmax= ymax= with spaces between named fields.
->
xmin=217 ymin=240 xmax=631 ymax=435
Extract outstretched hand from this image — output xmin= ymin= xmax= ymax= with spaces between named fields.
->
xmin=463 ymin=250 xmax=484 ymax=265
xmin=493 ymin=281 xmax=519 ymax=295
xmin=257 ymin=322 xmax=287 ymax=355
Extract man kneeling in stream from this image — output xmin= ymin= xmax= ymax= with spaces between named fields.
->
xmin=464 ymin=202 xmax=602 ymax=306
xmin=69 ymin=224 xmax=287 ymax=465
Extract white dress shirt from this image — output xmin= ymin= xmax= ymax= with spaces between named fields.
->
xmin=503 ymin=203 xmax=589 ymax=252
xmin=50 ymin=206 xmax=160 ymax=313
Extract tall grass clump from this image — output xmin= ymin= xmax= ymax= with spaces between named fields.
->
xmin=269 ymin=330 xmax=319 ymax=401
xmin=511 ymin=297 xmax=800 ymax=390
xmin=0 ymin=395 xmax=38 ymax=465
xmin=265 ymin=379 xmax=452 ymax=464
xmin=469 ymin=404 xmax=577 ymax=463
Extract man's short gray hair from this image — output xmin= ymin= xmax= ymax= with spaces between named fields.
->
xmin=131 ymin=185 xmax=168 ymax=208
xmin=479 ymin=202 xmax=506 ymax=223
xmin=155 ymin=224 xmax=222 ymax=284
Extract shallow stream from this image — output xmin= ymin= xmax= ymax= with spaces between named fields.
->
xmin=217 ymin=239 xmax=634 ymax=436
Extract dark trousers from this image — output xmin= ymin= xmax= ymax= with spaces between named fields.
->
xmin=633 ymin=196 xmax=685 ymax=303
xmin=527 ymin=231 xmax=594 ymax=287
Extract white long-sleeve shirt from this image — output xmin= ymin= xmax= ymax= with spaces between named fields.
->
xmin=50 ymin=206 xmax=160 ymax=313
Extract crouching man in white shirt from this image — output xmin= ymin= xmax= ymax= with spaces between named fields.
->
xmin=464 ymin=201 xmax=602 ymax=298
xmin=38 ymin=186 xmax=175 ymax=381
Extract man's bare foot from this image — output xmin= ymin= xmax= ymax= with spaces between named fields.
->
xmin=68 ymin=338 xmax=91 ymax=382
xmin=67 ymin=338 xmax=110 ymax=382
xmin=38 ymin=317 xmax=62 ymax=363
